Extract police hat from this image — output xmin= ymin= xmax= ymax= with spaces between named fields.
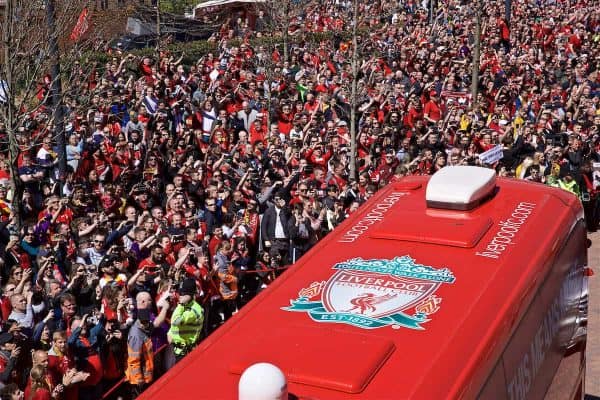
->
xmin=178 ymin=278 xmax=197 ymax=296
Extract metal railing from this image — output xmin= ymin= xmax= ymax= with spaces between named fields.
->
xmin=101 ymin=343 xmax=168 ymax=400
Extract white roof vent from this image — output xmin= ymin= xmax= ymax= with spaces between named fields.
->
xmin=426 ymin=166 xmax=496 ymax=210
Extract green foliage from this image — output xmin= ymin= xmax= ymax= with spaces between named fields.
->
xmin=78 ymin=28 xmax=374 ymax=77
xmin=159 ymin=0 xmax=198 ymax=14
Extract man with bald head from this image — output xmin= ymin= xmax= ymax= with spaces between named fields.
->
xmin=136 ymin=291 xmax=169 ymax=324
xmin=136 ymin=291 xmax=173 ymax=373
xmin=237 ymin=101 xmax=258 ymax=131
xmin=25 ymin=350 xmax=63 ymax=400
xmin=8 ymin=292 xmax=34 ymax=331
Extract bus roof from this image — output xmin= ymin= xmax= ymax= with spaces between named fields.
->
xmin=142 ymin=167 xmax=582 ymax=400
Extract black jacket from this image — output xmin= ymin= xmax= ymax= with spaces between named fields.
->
xmin=288 ymin=215 xmax=314 ymax=250
xmin=261 ymin=205 xmax=291 ymax=242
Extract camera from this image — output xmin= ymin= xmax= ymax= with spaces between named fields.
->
xmin=144 ymin=265 xmax=159 ymax=275
xmin=45 ymin=251 xmax=56 ymax=263
xmin=132 ymin=183 xmax=147 ymax=195
xmin=171 ymin=234 xmax=184 ymax=243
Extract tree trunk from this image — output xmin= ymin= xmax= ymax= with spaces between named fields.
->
xmin=47 ymin=0 xmax=67 ymax=184
xmin=7 ymin=129 xmax=22 ymax=230
xmin=3 ymin=0 xmax=22 ymax=229
xmin=348 ymin=0 xmax=358 ymax=181
xmin=282 ymin=0 xmax=289 ymax=62
xmin=470 ymin=1 xmax=481 ymax=102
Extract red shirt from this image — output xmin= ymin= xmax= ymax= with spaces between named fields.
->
xmin=277 ymin=112 xmax=294 ymax=135
xmin=0 ymin=296 xmax=12 ymax=321
xmin=208 ymin=236 xmax=223 ymax=261
xmin=305 ymin=148 xmax=333 ymax=169
xmin=423 ymin=100 xmax=442 ymax=122
xmin=24 ymin=373 xmax=55 ymax=400
xmin=249 ymin=123 xmax=267 ymax=145
xmin=48 ymin=347 xmax=80 ymax=400
xmin=29 ymin=388 xmax=52 ymax=400
xmin=138 ymin=257 xmax=161 ymax=271
xmin=79 ymin=337 xmax=103 ymax=386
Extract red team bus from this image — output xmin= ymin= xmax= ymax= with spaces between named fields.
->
xmin=141 ymin=166 xmax=589 ymax=399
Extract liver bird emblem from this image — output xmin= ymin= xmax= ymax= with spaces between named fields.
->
xmin=345 ymin=293 xmax=398 ymax=315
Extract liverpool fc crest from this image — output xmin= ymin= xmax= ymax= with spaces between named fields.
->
xmin=282 ymin=256 xmax=455 ymax=330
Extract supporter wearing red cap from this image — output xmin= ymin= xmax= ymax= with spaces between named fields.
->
xmin=423 ymin=91 xmax=443 ymax=125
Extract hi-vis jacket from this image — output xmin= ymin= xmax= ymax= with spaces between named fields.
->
xmin=168 ymin=301 xmax=204 ymax=355
xmin=556 ymin=178 xmax=581 ymax=198
xmin=126 ymin=320 xmax=154 ymax=385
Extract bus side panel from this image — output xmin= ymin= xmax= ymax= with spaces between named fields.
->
xmin=543 ymin=231 xmax=587 ymax=400
xmin=477 ymin=360 xmax=508 ymax=400
xmin=543 ymin=341 xmax=585 ymax=400
xmin=500 ymin=221 xmax=585 ymax=400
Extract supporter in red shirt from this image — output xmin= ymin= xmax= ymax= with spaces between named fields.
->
xmin=423 ymin=91 xmax=443 ymax=125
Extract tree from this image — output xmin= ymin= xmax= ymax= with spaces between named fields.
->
xmin=159 ymin=0 xmax=197 ymax=15
xmin=471 ymin=0 xmax=481 ymax=101
xmin=349 ymin=0 xmax=359 ymax=181
xmin=255 ymin=0 xmax=311 ymax=62
xmin=0 ymin=0 xmax=103 ymax=227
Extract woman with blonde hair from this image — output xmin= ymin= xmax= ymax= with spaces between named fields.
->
xmin=28 ymin=364 xmax=63 ymax=400
xmin=515 ymin=156 xmax=534 ymax=179
xmin=531 ymin=151 xmax=548 ymax=176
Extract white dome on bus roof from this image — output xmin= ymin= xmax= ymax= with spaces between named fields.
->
xmin=239 ymin=362 xmax=288 ymax=400
xmin=426 ymin=166 xmax=496 ymax=210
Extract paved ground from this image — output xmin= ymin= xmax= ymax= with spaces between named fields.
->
xmin=586 ymin=231 xmax=600 ymax=397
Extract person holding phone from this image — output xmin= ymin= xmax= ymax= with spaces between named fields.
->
xmin=288 ymin=203 xmax=314 ymax=264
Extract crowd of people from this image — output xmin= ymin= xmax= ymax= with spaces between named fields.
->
xmin=0 ymin=0 xmax=599 ymax=398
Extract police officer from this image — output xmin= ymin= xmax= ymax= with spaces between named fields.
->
xmin=557 ymin=173 xmax=581 ymax=198
xmin=168 ymin=279 xmax=204 ymax=362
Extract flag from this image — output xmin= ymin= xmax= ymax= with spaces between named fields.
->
xmin=70 ymin=7 xmax=90 ymax=42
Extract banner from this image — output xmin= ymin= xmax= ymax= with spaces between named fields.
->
xmin=70 ymin=7 xmax=90 ymax=42
xmin=478 ymin=144 xmax=504 ymax=165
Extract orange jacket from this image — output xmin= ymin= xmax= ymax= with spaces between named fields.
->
xmin=126 ymin=320 xmax=154 ymax=385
